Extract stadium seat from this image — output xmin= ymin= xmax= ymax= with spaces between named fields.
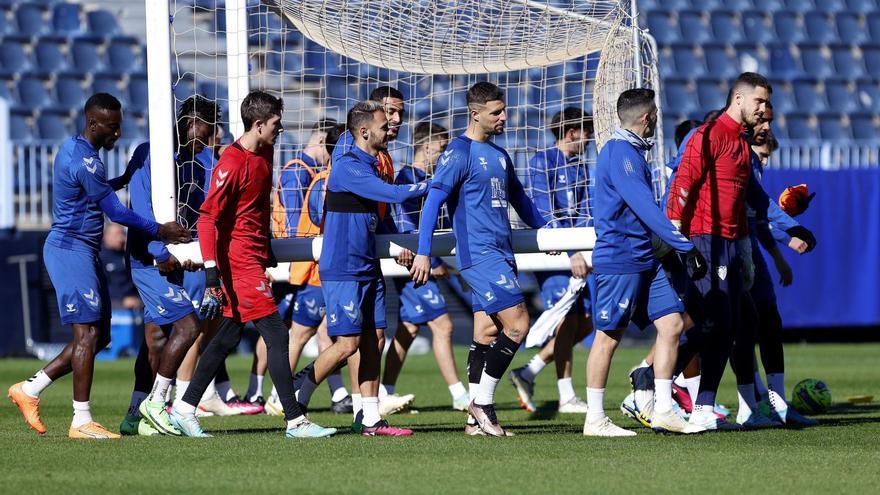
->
xmin=704 ymin=43 xmax=739 ymax=80
xmin=671 ymin=43 xmax=705 ymax=77
xmin=845 ymin=0 xmax=878 ymax=13
xmin=688 ymin=0 xmax=723 ymax=9
xmin=831 ymin=44 xmax=865 ymax=79
xmin=836 ymin=12 xmax=868 ymax=45
xmin=15 ymin=2 xmax=48 ymax=36
xmin=86 ymin=9 xmax=119 ymax=37
xmin=33 ymin=38 xmax=67 ymax=73
xmin=120 ymin=111 xmax=146 ymax=140
xmin=855 ymin=78 xmax=880 ymax=112
xmin=811 ymin=0 xmax=847 ymax=13
xmin=817 ymin=112 xmax=852 ymax=140
xmin=173 ymin=78 xmax=195 ymax=102
xmin=782 ymin=0 xmax=816 ymax=12
xmin=770 ymin=79 xmax=796 ymax=113
xmin=70 ymin=38 xmax=104 ymax=74
xmin=696 ymin=78 xmax=728 ymax=111
xmin=799 ymin=44 xmax=833 ymax=79
xmin=868 ymin=13 xmax=880 ymax=41
xmin=18 ymin=76 xmax=51 ymax=108
xmin=9 ymin=108 xmax=34 ymax=141
xmin=709 ymin=10 xmax=742 ymax=44
xmin=196 ymin=81 xmax=227 ymax=102
xmin=769 ymin=43 xmax=800 ymax=79
xmin=51 ymin=2 xmax=81 ymax=35
xmin=247 ymin=6 xmax=283 ymax=47
xmin=825 ymin=78 xmax=859 ymax=113
xmin=106 ymin=36 xmax=141 ymax=75
xmin=0 ymin=37 xmax=31 ymax=72
xmin=804 ymin=12 xmax=836 ymax=44
xmin=645 ymin=10 xmax=677 ymax=45
xmin=55 ymin=73 xmax=85 ymax=109
xmin=741 ymin=12 xmax=774 ymax=45
xmin=678 ymin=10 xmax=711 ymax=44
xmin=849 ymin=112 xmax=879 ymax=139
xmin=266 ymin=39 xmax=302 ymax=73
xmin=773 ymin=12 xmax=805 ymax=43
xmin=734 ymin=42 xmax=771 ymax=74
xmin=36 ymin=110 xmax=70 ymax=140
xmin=128 ymin=73 xmax=149 ymax=113
xmin=91 ymin=74 xmax=120 ymax=99
xmin=863 ymin=44 xmax=880 ymax=78
xmin=785 ymin=112 xmax=818 ymax=140
xmin=0 ymin=9 xmax=9 ymax=36
xmin=792 ymin=78 xmax=826 ymax=112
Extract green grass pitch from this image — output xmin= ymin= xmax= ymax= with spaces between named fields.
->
xmin=2 ymin=343 xmax=879 ymax=494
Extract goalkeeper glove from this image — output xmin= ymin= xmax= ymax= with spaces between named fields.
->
xmin=200 ymin=262 xmax=226 ymax=320
xmin=785 ymin=225 xmax=816 ymax=253
xmin=778 ymin=184 xmax=815 ymax=217
xmin=685 ymin=247 xmax=708 ymax=281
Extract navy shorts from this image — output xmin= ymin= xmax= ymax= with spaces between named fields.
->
xmin=324 ymin=278 xmax=387 ymax=337
xmin=459 ymin=256 xmax=524 ymax=315
xmin=593 ymin=263 xmax=683 ymax=332
xmin=534 ymin=271 xmax=592 ymax=315
xmin=394 ymin=278 xmax=448 ymax=324
xmin=687 ymin=235 xmax=744 ymax=334
xmin=131 ymin=266 xmax=197 ymax=326
xmin=44 ymin=243 xmax=111 ymax=325
xmin=278 ymin=284 xmax=326 ymax=328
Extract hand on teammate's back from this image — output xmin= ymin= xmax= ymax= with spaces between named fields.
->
xmin=157 ymin=255 xmax=181 ymax=274
xmin=409 ymin=254 xmax=432 ymax=287
xmin=685 ymin=247 xmax=708 ymax=281
xmin=157 ymin=221 xmax=192 ymax=244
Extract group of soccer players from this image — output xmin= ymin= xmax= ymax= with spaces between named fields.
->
xmin=7 ymin=69 xmax=818 ymax=438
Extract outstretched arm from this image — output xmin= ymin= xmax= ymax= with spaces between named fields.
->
xmin=509 ymin=168 xmax=548 ymax=229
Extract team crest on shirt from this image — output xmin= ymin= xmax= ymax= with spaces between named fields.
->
xmin=498 ymin=157 xmax=507 ymax=170
xmin=83 ymin=157 xmax=97 ymax=174
xmin=717 ymin=265 xmax=728 ymax=281
xmin=215 ymin=169 xmax=229 ymax=188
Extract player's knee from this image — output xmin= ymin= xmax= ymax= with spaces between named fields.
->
xmin=337 ymin=336 xmax=361 ymax=357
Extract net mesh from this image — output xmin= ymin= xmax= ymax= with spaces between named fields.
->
xmin=166 ymin=0 xmax=662 ymax=241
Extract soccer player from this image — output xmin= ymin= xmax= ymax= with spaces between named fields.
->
xmin=510 ymin=107 xmax=594 ymax=414
xmin=168 ymin=90 xmax=335 ymax=438
xmin=7 ymin=93 xmax=191 ymax=438
xmin=293 ymin=100 xmax=428 ymax=436
xmin=666 ymin=72 xmax=774 ymax=431
xmin=379 ymin=121 xmax=470 ymax=412
xmin=584 ymin=88 xmax=707 ymax=436
xmin=410 ymin=82 xmax=549 ymax=437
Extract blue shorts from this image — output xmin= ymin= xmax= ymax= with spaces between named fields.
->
xmin=593 ymin=263 xmax=684 ymax=332
xmin=749 ymin=237 xmax=777 ymax=306
xmin=394 ymin=278 xmax=448 ymax=324
xmin=534 ymin=271 xmax=592 ymax=315
xmin=44 ymin=244 xmax=111 ymax=325
xmin=131 ymin=267 xmax=197 ymax=326
xmin=687 ymin=235 xmax=744 ymax=334
xmin=278 ymin=284 xmax=326 ymax=328
xmin=182 ymin=270 xmax=206 ymax=319
xmin=324 ymin=278 xmax=387 ymax=337
xmin=460 ymin=256 xmax=524 ymax=314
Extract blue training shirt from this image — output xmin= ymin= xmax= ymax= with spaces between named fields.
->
xmin=319 ymin=145 xmax=428 ymax=281
xmin=46 ymin=135 xmax=116 ymax=253
xmin=419 ymin=135 xmax=546 ymax=269
xmin=528 ymin=148 xmax=591 ymax=228
xmin=593 ymin=129 xmax=694 ymax=274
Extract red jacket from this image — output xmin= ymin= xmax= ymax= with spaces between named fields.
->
xmin=666 ymin=113 xmax=751 ymax=240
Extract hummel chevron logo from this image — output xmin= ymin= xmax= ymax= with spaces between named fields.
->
xmin=215 ymin=169 xmax=229 ymax=188
xmin=164 ymin=287 xmax=185 ymax=303
xmin=83 ymin=157 xmax=97 ymax=174
xmin=618 ymin=298 xmax=630 ymax=310
xmin=256 ymin=281 xmax=273 ymax=298
xmin=422 ymin=289 xmax=441 ymax=306
xmin=439 ymin=149 xmax=453 ymax=166
xmin=494 ymin=274 xmax=516 ymax=290
xmin=83 ymin=289 xmax=100 ymax=307
xmin=343 ymin=301 xmax=359 ymax=320
xmin=305 ymin=298 xmax=319 ymax=316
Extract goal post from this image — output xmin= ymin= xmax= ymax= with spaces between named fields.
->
xmin=152 ymin=0 xmax=663 ymax=267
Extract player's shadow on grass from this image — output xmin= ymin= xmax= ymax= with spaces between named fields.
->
xmin=527 ymin=400 xmax=563 ymax=421
xmin=822 ymin=404 xmax=880 ymax=416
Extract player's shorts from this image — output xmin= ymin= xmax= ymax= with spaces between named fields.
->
xmin=460 ymin=256 xmax=524 ymax=315
xmin=593 ymin=263 xmax=684 ymax=332
xmin=534 ymin=271 xmax=591 ymax=315
xmin=324 ymin=278 xmax=387 ymax=337
xmin=44 ymin=243 xmax=111 ymax=325
xmin=393 ymin=278 xmax=448 ymax=325
xmin=277 ymin=284 xmax=326 ymax=328
xmin=748 ymin=236 xmax=777 ymax=306
xmin=182 ymin=270 xmax=207 ymax=319
xmin=686 ymin=235 xmax=744 ymax=334
xmin=131 ymin=266 xmax=197 ymax=326
xmin=221 ymin=272 xmax=279 ymax=323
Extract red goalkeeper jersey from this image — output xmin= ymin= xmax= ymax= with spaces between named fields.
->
xmin=198 ymin=141 xmax=277 ymax=322
xmin=666 ymin=112 xmax=752 ymax=240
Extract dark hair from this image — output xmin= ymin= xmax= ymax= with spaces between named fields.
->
xmin=466 ymin=82 xmax=504 ymax=106
xmin=703 ymin=108 xmax=724 ymax=122
xmin=674 ymin=119 xmax=701 ymax=147
xmin=325 ymin=122 xmax=347 ymax=156
xmin=346 ymin=100 xmax=384 ymax=134
xmin=550 ymin=107 xmax=593 ymax=141
xmin=731 ymin=72 xmax=772 ymax=97
xmin=369 ymin=86 xmax=404 ymax=102
xmin=176 ymin=95 xmax=220 ymax=145
xmin=312 ymin=117 xmax=338 ymax=134
xmin=241 ymin=90 xmax=283 ymax=131
xmin=84 ymin=92 xmax=121 ymax=114
xmin=412 ymin=121 xmax=449 ymax=150
xmin=616 ymin=88 xmax=656 ymax=125
xmin=765 ymin=130 xmax=779 ymax=152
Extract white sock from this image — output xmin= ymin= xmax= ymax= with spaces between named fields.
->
xmin=175 ymin=380 xmax=190 ymax=403
xmin=286 ymin=415 xmax=306 ymax=428
xmin=351 ymin=393 xmax=362 ymax=421
xmin=361 ymin=396 xmax=380 ymax=427
xmin=684 ymin=376 xmax=700 ymax=402
xmin=673 ymin=374 xmax=687 ymax=388
xmin=766 ymin=373 xmax=787 ymax=412
xmin=247 ymin=373 xmax=264 ymax=401
xmin=201 ymin=379 xmax=217 ymax=401
xmin=149 ymin=374 xmax=173 ymax=402
xmin=164 ymin=382 xmax=174 ymax=403
xmin=519 ymin=355 xmax=546 ymax=382
xmin=173 ymin=399 xmax=196 ymax=416
xmin=467 ymin=383 xmax=478 ymax=425
xmin=654 ymin=378 xmax=673 ymax=414
xmin=754 ymin=370 xmax=768 ymax=400
xmin=557 ymin=377 xmax=575 ymax=404
xmin=586 ymin=387 xmax=605 ymax=423
xmin=127 ymin=391 xmax=147 ymax=417
xmin=380 ymin=384 xmax=394 ymax=397
xmin=327 ymin=373 xmax=348 ymax=401
xmin=71 ymin=400 xmax=92 ymax=428
xmin=216 ymin=380 xmax=235 ymax=401
xmin=22 ymin=370 xmax=52 ymax=398
xmin=737 ymin=384 xmax=758 ymax=418
xmin=296 ymin=376 xmax=318 ymax=407
xmin=448 ymin=381 xmax=467 ymax=399
xmin=475 ymin=371 xmax=500 ymax=406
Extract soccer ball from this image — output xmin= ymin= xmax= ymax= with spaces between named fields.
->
xmin=791 ymin=379 xmax=832 ymax=415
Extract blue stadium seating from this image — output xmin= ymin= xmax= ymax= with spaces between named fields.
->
xmin=36 ymin=110 xmax=70 ymax=140
xmin=15 ymin=3 xmax=48 ymax=37
xmin=704 ymin=43 xmax=739 ymax=80
xmin=770 ymin=79 xmax=796 ymax=113
xmin=831 ymin=44 xmax=865 ymax=79
xmin=783 ymin=0 xmax=817 ymax=13
xmin=70 ymin=38 xmax=103 ymax=74
xmin=836 ymin=12 xmax=868 ymax=45
xmin=55 ymin=73 xmax=85 ymax=108
xmin=868 ymin=12 xmax=880 ymax=40
xmin=792 ymin=78 xmax=826 ymax=112
xmin=645 ymin=10 xmax=677 ymax=45
xmin=769 ymin=43 xmax=800 ymax=79
xmin=128 ymin=73 xmax=149 ymax=114
xmin=863 ymin=44 xmax=880 ymax=78
xmin=86 ymin=9 xmax=118 ymax=37
xmin=91 ymin=74 xmax=120 ymax=100
xmin=804 ymin=11 xmax=836 ymax=44
xmin=671 ymin=43 xmax=705 ymax=77
xmin=846 ymin=0 xmax=878 ymax=12
xmin=51 ymin=2 xmax=80 ymax=35
xmin=10 ymin=108 xmax=34 ymax=141
xmin=799 ymin=43 xmax=833 ymax=79
xmin=850 ymin=112 xmax=879 ymax=139
xmin=679 ymin=10 xmax=711 ymax=44
xmin=709 ymin=10 xmax=742 ymax=44
xmin=106 ymin=36 xmax=141 ymax=75
xmin=696 ymin=78 xmax=728 ymax=110
xmin=818 ymin=112 xmax=851 ymax=139
xmin=785 ymin=112 xmax=818 ymax=140
xmin=34 ymin=38 xmax=67 ymax=73
xmin=825 ymin=79 xmax=859 ymax=113
xmin=741 ymin=11 xmax=775 ymax=44
xmin=774 ymin=12 xmax=805 ymax=43
xmin=855 ymin=79 xmax=880 ymax=112
xmin=17 ymin=76 xmax=51 ymax=108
